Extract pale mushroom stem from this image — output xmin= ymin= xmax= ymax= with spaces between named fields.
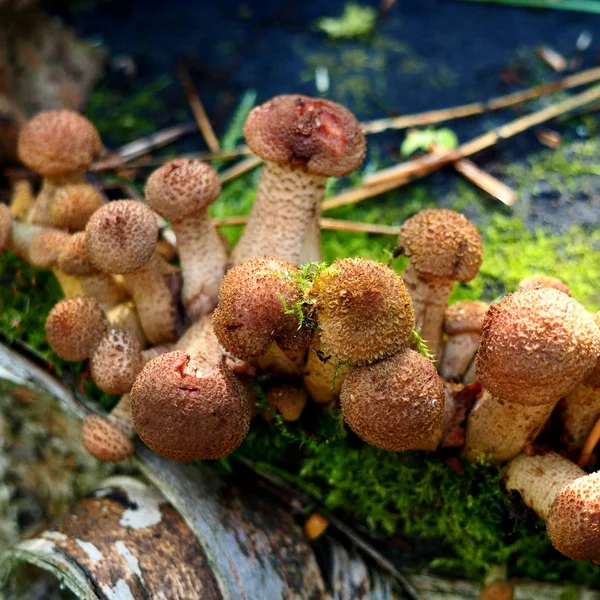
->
xmin=79 ymin=272 xmax=129 ymax=308
xmin=28 ymin=171 xmax=86 ymax=225
xmin=172 ymin=213 xmax=228 ymax=321
xmin=439 ymin=331 xmax=481 ymax=381
xmin=557 ymin=382 xmax=600 ymax=454
xmin=106 ymin=301 xmax=148 ymax=348
xmin=505 ymin=452 xmax=584 ymax=521
xmin=464 ymin=391 xmax=556 ymax=463
xmin=303 ymin=334 xmax=350 ymax=404
xmin=10 ymin=180 xmax=34 ymax=219
xmin=123 ymin=253 xmax=181 ymax=345
xmin=107 ymin=394 xmax=135 ymax=438
xmin=256 ymin=341 xmax=307 ymax=376
xmin=402 ymin=263 xmax=453 ymax=359
xmin=230 ymin=161 xmax=326 ymax=266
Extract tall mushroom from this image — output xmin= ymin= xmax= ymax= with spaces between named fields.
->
xmin=505 ymin=451 xmax=600 ymax=562
xmin=85 ymin=200 xmax=181 ymax=345
xmin=398 ymin=209 xmax=482 ymax=359
xmin=17 ymin=110 xmax=102 ymax=225
xmin=464 ymin=289 xmax=600 ymax=463
xmin=145 ymin=158 xmax=228 ymax=321
xmin=230 ymin=95 xmax=365 ymax=266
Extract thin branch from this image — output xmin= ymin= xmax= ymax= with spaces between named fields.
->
xmin=176 ymin=63 xmax=221 ymax=153
xmin=219 ymin=155 xmax=262 ymax=184
xmin=322 ymin=179 xmax=403 ymax=212
xmin=452 ymin=158 xmax=516 ymax=207
xmin=578 ymin=416 xmax=600 ymax=468
xmin=361 ymin=65 xmax=600 ymax=134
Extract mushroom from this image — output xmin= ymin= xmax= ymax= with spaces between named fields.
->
xmin=505 ymin=451 xmax=600 ymax=562
xmin=438 ymin=300 xmax=488 ymax=381
xmin=264 ymin=381 xmax=308 ymax=422
xmin=213 ymin=257 xmax=311 ymax=362
xmin=85 ymin=200 xmax=181 ymax=345
xmin=9 ymin=180 xmax=34 ymax=220
xmin=309 ymin=258 xmax=414 ymax=365
xmin=398 ymin=209 xmax=482 ymax=359
xmin=58 ymin=232 xmax=129 ymax=309
xmin=230 ymin=95 xmax=365 ymax=266
xmin=518 ymin=274 xmax=571 ymax=296
xmin=105 ymin=301 xmax=148 ymax=348
xmin=340 ymin=349 xmax=445 ymax=451
xmin=145 ymin=158 xmax=228 ymax=321
xmin=17 ymin=110 xmax=102 ymax=225
xmin=48 ymin=183 xmax=103 ymax=231
xmin=464 ymin=289 xmax=600 ymax=463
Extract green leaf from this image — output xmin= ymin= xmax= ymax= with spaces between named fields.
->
xmin=315 ymin=3 xmax=378 ymax=40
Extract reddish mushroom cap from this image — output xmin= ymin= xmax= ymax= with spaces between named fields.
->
xmin=81 ymin=414 xmax=134 ymax=462
xmin=85 ymin=200 xmax=158 ymax=274
xmin=17 ymin=110 xmax=102 ymax=177
xmin=145 ymin=158 xmax=221 ymax=221
xmin=131 ymin=351 xmax=251 ymax=461
xmin=244 ymin=95 xmax=365 ymax=177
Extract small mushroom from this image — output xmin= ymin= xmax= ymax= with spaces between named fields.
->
xmin=309 ymin=258 xmax=414 ymax=365
xmin=464 ymin=289 xmax=600 ymax=463
xmin=505 ymin=451 xmax=600 ymax=562
xmin=85 ymin=200 xmax=181 ymax=345
xmin=145 ymin=158 xmax=228 ymax=321
xmin=518 ymin=274 xmax=571 ymax=296
xmin=264 ymin=381 xmax=308 ymax=422
xmin=81 ymin=412 xmax=135 ymax=463
xmin=340 ymin=349 xmax=445 ymax=452
xmin=17 ymin=110 xmax=102 ymax=225
xmin=398 ymin=209 xmax=482 ymax=359
xmin=231 ymin=95 xmax=365 ymax=265
xmin=439 ymin=300 xmax=488 ymax=381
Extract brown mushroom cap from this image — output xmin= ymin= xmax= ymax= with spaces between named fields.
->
xmin=85 ymin=200 xmax=158 ymax=274
xmin=58 ymin=232 xmax=96 ymax=275
xmin=131 ymin=351 xmax=250 ymax=461
xmin=398 ymin=209 xmax=482 ymax=282
xmin=266 ymin=382 xmax=308 ymax=422
xmin=28 ymin=229 xmax=69 ymax=268
xmin=518 ymin=274 xmax=571 ymax=296
xmin=90 ymin=328 xmax=143 ymax=395
xmin=244 ymin=95 xmax=365 ymax=177
xmin=81 ymin=414 xmax=134 ymax=462
xmin=547 ymin=472 xmax=600 ymax=562
xmin=49 ymin=184 xmax=103 ymax=231
xmin=144 ymin=158 xmax=221 ymax=221
xmin=477 ymin=289 xmax=600 ymax=405
xmin=443 ymin=300 xmax=489 ymax=335
xmin=309 ymin=258 xmax=414 ymax=365
xmin=17 ymin=110 xmax=102 ymax=177
xmin=45 ymin=296 xmax=107 ymax=361
xmin=0 ymin=203 xmax=12 ymax=251
xmin=340 ymin=349 xmax=445 ymax=451
xmin=213 ymin=257 xmax=310 ymax=360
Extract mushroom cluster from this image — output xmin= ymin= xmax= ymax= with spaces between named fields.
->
xmin=5 ymin=100 xmax=600 ymax=567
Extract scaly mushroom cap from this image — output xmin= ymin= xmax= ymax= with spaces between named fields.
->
xmin=49 ymin=184 xmax=103 ymax=231
xmin=145 ymin=158 xmax=221 ymax=221
xmin=17 ymin=110 xmax=102 ymax=177
xmin=213 ymin=257 xmax=310 ymax=360
xmin=341 ymin=349 xmax=445 ymax=451
xmin=518 ymin=274 xmax=571 ymax=296
xmin=477 ymin=289 xmax=600 ymax=405
xmin=0 ymin=203 xmax=12 ymax=251
xmin=58 ymin=232 xmax=96 ymax=275
xmin=46 ymin=296 xmax=107 ymax=361
xmin=398 ymin=209 xmax=482 ymax=282
xmin=131 ymin=351 xmax=250 ymax=461
xmin=244 ymin=95 xmax=365 ymax=177
xmin=81 ymin=414 xmax=134 ymax=462
xmin=309 ymin=258 xmax=414 ymax=365
xmin=28 ymin=229 xmax=69 ymax=268
xmin=547 ymin=472 xmax=600 ymax=562
xmin=85 ymin=200 xmax=158 ymax=274
xmin=90 ymin=328 xmax=143 ymax=395
xmin=443 ymin=300 xmax=489 ymax=335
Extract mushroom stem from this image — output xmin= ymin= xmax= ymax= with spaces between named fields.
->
xmin=255 ymin=341 xmax=307 ymax=376
xmin=230 ymin=161 xmax=326 ymax=265
xmin=106 ymin=301 xmax=147 ymax=348
xmin=28 ymin=171 xmax=86 ymax=225
xmin=439 ymin=331 xmax=480 ymax=380
xmin=304 ymin=334 xmax=350 ymax=404
xmin=10 ymin=180 xmax=34 ymax=219
xmin=557 ymin=382 xmax=600 ymax=455
xmin=465 ymin=391 xmax=555 ymax=463
xmin=105 ymin=393 xmax=136 ymax=438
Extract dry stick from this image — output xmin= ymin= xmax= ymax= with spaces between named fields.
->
xmin=219 ymin=155 xmax=263 ymax=184
xmin=322 ymin=179 xmax=403 ymax=212
xmin=176 ymin=63 xmax=221 ymax=154
xmin=452 ymin=158 xmax=516 ymax=207
xmin=361 ymin=65 xmax=600 ymax=134
xmin=213 ymin=215 xmax=400 ymax=236
xmin=578 ymin=415 xmax=600 ymax=468
xmin=365 ymin=83 xmax=600 ymax=188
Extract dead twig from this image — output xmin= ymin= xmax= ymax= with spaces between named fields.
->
xmin=219 ymin=155 xmax=262 ymax=184
xmin=534 ymin=45 xmax=567 ymax=73
xmin=176 ymin=63 xmax=221 ymax=153
xmin=578 ymin=416 xmax=600 ymax=468
xmin=322 ymin=179 xmax=403 ymax=212
xmin=452 ymin=158 xmax=516 ymax=207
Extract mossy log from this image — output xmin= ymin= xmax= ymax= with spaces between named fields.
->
xmin=1 ymin=342 xmax=600 ymax=600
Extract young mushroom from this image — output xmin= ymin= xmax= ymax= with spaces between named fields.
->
xmin=17 ymin=110 xmax=103 ymax=225
xmin=439 ymin=300 xmax=488 ymax=382
xmin=265 ymin=381 xmax=308 ymax=422
xmin=85 ymin=200 xmax=181 ymax=345
xmin=340 ymin=349 xmax=445 ymax=451
xmin=398 ymin=209 xmax=482 ymax=359
xmin=518 ymin=274 xmax=571 ymax=296
xmin=464 ymin=289 xmax=600 ymax=463
xmin=505 ymin=451 xmax=600 ymax=562
xmin=145 ymin=158 xmax=228 ymax=320
xmin=230 ymin=94 xmax=365 ymax=265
